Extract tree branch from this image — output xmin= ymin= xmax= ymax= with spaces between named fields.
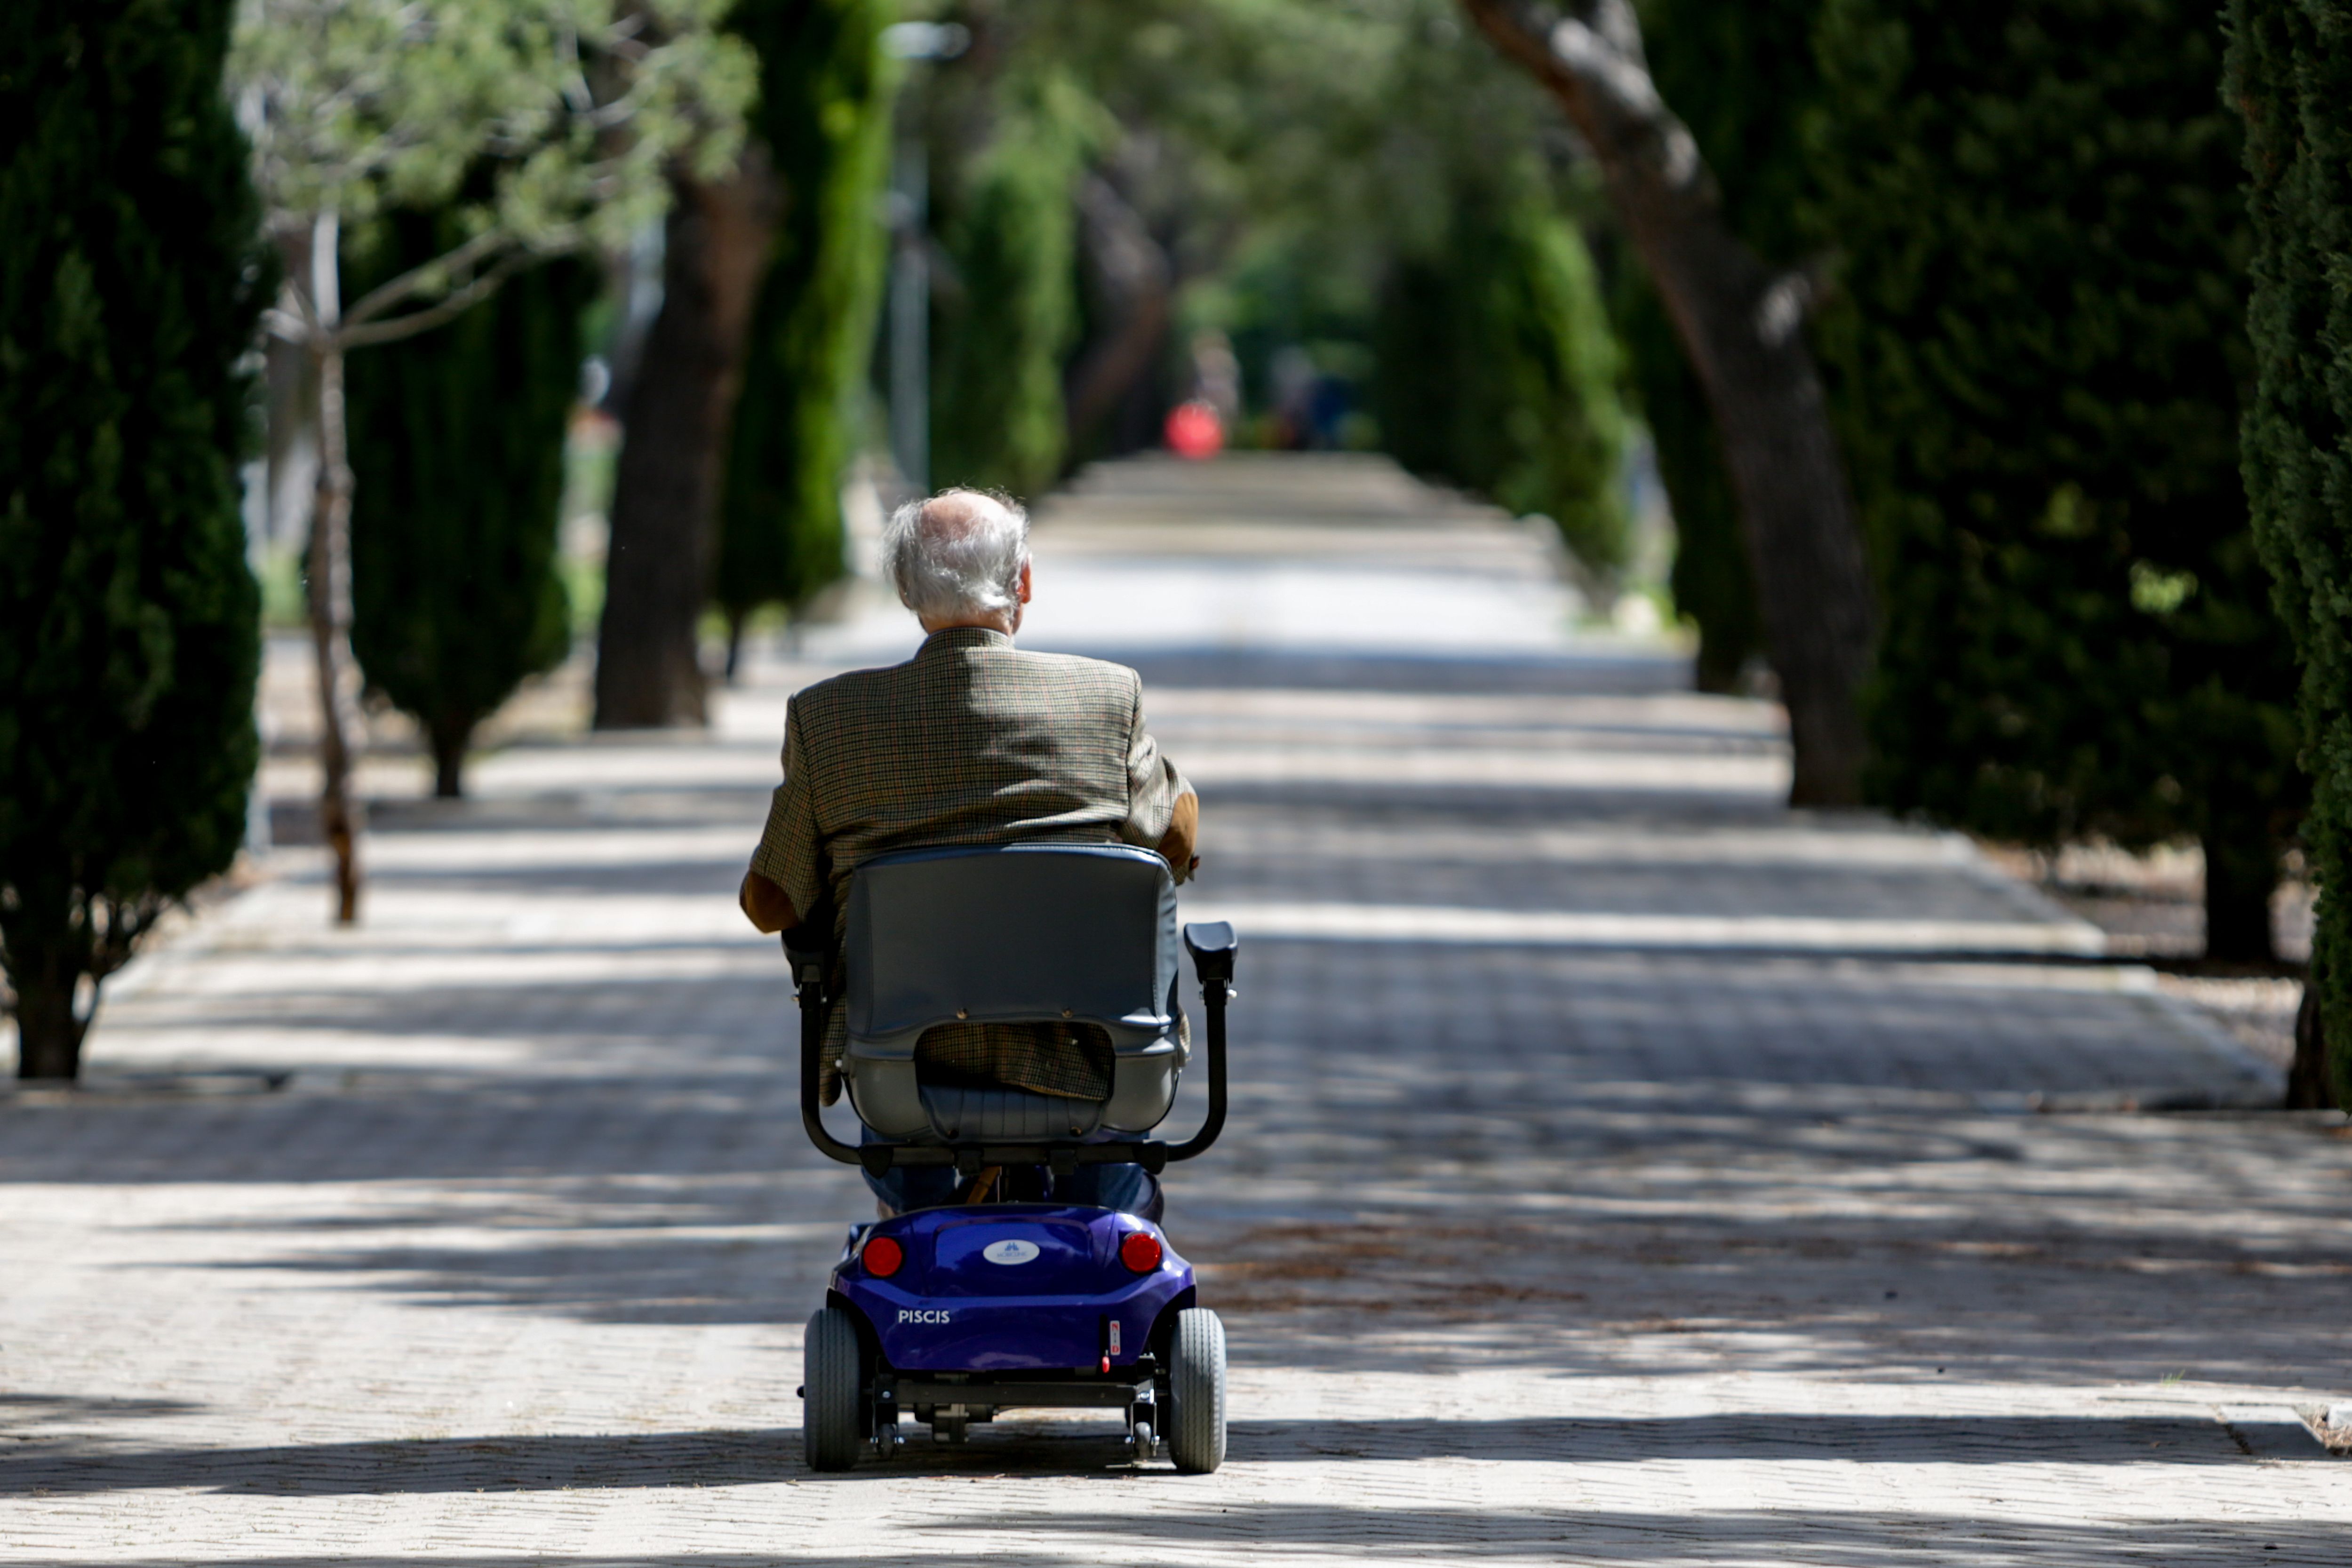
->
xmin=1457 ymin=0 xmax=1706 ymax=199
xmin=340 ymin=227 xmax=518 ymax=330
xmin=331 ymin=247 xmax=541 ymax=351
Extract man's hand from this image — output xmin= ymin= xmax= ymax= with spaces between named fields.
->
xmin=739 ymin=869 xmax=799 ymax=934
xmin=1156 ymin=792 xmax=1200 ymax=883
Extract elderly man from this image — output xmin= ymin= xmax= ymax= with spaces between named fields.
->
xmin=739 ymin=488 xmax=1198 ymax=1220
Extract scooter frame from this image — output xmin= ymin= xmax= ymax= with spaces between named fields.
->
xmin=789 ymin=914 xmax=1235 ymax=1470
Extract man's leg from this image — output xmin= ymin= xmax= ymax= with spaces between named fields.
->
xmin=1054 ymin=1162 xmax=1164 ymax=1223
xmin=860 ymin=1127 xmax=958 ymax=1216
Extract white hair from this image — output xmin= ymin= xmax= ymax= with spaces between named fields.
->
xmin=881 ymin=489 xmax=1030 ymax=621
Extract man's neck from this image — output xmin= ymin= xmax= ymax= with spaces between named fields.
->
xmin=919 ymin=615 xmax=1016 ymax=638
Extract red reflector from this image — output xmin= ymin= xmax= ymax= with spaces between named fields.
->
xmin=862 ymin=1235 xmax=904 ymax=1278
xmin=1119 ymin=1231 xmax=1162 ymax=1274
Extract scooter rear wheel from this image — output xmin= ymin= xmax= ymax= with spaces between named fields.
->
xmin=803 ymin=1306 xmax=865 ymax=1471
xmin=1165 ymin=1306 xmax=1227 ymax=1473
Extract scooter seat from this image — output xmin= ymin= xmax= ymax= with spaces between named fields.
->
xmin=838 ymin=843 xmax=1190 ymax=1144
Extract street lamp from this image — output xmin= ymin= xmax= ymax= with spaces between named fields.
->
xmin=879 ymin=21 xmax=968 ymax=498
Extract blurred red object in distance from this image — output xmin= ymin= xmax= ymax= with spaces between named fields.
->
xmin=1164 ymin=400 xmax=1224 ymax=460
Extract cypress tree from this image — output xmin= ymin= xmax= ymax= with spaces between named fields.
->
xmin=1626 ymin=276 xmax=1759 ymax=689
xmin=715 ymin=0 xmax=896 ymax=651
xmin=2228 ymin=0 xmax=2352 ymax=1097
xmin=344 ymin=207 xmax=590 ymax=799
xmin=1813 ymin=0 xmax=2304 ymax=961
xmin=1374 ymin=165 xmax=1629 ymax=578
xmin=930 ymin=81 xmax=1093 ymax=498
xmin=0 ymin=0 xmax=271 ymax=1079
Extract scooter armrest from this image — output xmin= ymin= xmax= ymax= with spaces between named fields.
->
xmin=1182 ymin=921 xmax=1237 ymax=987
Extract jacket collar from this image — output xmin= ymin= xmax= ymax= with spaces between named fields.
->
xmin=919 ymin=625 xmax=1014 ymax=657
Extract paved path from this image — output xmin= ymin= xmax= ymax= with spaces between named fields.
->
xmin=4 ymin=455 xmax=2346 ymax=1565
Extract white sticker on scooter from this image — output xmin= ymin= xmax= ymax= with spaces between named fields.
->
xmin=981 ymin=1239 xmax=1041 ymax=1266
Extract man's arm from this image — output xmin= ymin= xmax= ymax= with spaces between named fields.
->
xmin=1122 ymin=678 xmax=1199 ymax=882
xmin=743 ymin=695 xmax=825 ymax=932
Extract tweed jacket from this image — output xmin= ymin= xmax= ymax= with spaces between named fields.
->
xmin=750 ymin=626 xmax=1193 ymax=1105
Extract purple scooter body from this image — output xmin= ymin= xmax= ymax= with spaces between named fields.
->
xmin=832 ymin=1203 xmax=1193 ymax=1373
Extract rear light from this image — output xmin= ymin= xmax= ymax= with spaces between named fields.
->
xmin=862 ymin=1234 xmax=904 ymax=1278
xmin=1119 ymin=1231 xmax=1162 ymax=1274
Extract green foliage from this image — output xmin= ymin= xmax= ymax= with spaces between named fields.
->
xmin=0 ymin=0 xmax=271 ymax=1075
xmin=2229 ymin=0 xmax=2352 ymax=1083
xmin=1621 ymin=0 xmax=1827 ymax=686
xmin=1813 ymin=0 xmax=2304 ymax=958
xmin=344 ymin=207 xmax=591 ymax=797
xmin=1375 ymin=164 xmax=1629 ymax=574
xmin=232 ymin=0 xmax=755 ymax=262
xmin=1027 ymin=3 xmax=1630 ymax=562
xmin=715 ymin=0 xmax=896 ymax=622
xmin=991 ymin=0 xmax=1423 ymax=285
xmin=911 ymin=1 xmax=1638 ymax=528
xmin=930 ymin=77 xmax=1100 ymax=498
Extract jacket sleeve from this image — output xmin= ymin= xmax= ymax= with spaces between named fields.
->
xmin=1120 ymin=674 xmax=1194 ymax=876
xmin=748 ymin=694 xmax=828 ymax=920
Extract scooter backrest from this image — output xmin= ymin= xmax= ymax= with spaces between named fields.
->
xmin=845 ymin=843 xmax=1179 ymax=1056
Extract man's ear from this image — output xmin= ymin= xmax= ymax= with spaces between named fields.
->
xmin=1016 ymin=558 xmax=1034 ymax=604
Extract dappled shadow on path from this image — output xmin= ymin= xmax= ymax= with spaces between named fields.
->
xmin=38 ymin=1531 xmax=2351 ymax=1568
xmin=0 ymin=1410 xmax=2293 ymax=1500
xmin=3 ymin=1065 xmax=2345 ymax=1377
xmin=1092 ymin=644 xmax=1698 ymax=696
xmin=917 ymin=1501 xmax=2343 ymax=1565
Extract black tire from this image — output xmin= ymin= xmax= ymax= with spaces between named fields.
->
xmin=1165 ymin=1306 xmax=1227 ymax=1473
xmin=803 ymin=1306 xmax=865 ymax=1472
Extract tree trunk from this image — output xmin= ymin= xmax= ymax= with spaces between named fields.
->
xmin=276 ymin=214 xmax=367 ymax=924
xmin=308 ymin=345 xmax=363 ymax=923
xmin=428 ymin=717 xmax=468 ymax=800
xmin=1067 ymin=173 xmax=1173 ymax=460
xmin=2286 ymin=963 xmax=2333 ymax=1110
xmin=300 ymin=211 xmax=366 ymax=925
xmin=595 ymin=163 xmax=779 ymax=730
xmin=1458 ymin=0 xmax=1877 ymax=804
xmin=2201 ymin=820 xmax=2277 ymax=964
xmin=11 ymin=969 xmax=88 ymax=1082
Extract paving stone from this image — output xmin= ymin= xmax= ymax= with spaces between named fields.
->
xmin=3 ymin=458 xmax=2347 ymax=1564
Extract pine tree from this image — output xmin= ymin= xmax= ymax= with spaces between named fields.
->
xmin=2228 ymin=0 xmax=2352 ymax=1097
xmin=1813 ymin=0 xmax=2304 ymax=961
xmin=344 ymin=207 xmax=591 ymax=799
xmin=714 ymin=0 xmax=896 ymax=653
xmin=1375 ymin=164 xmax=1629 ymax=578
xmin=0 ymin=0 xmax=271 ymax=1079
xmin=232 ymin=0 xmax=753 ymax=917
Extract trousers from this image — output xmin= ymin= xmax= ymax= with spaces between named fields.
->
xmin=859 ymin=1127 xmax=1163 ymax=1222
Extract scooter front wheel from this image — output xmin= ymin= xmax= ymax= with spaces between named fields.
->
xmin=803 ymin=1306 xmax=865 ymax=1471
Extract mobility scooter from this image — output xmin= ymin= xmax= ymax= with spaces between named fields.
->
xmin=787 ymin=843 xmax=1234 ymax=1472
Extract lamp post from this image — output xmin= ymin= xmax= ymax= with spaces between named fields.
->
xmin=879 ymin=21 xmax=967 ymax=498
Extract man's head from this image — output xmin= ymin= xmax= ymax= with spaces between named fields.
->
xmin=881 ymin=488 xmax=1035 ymax=634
